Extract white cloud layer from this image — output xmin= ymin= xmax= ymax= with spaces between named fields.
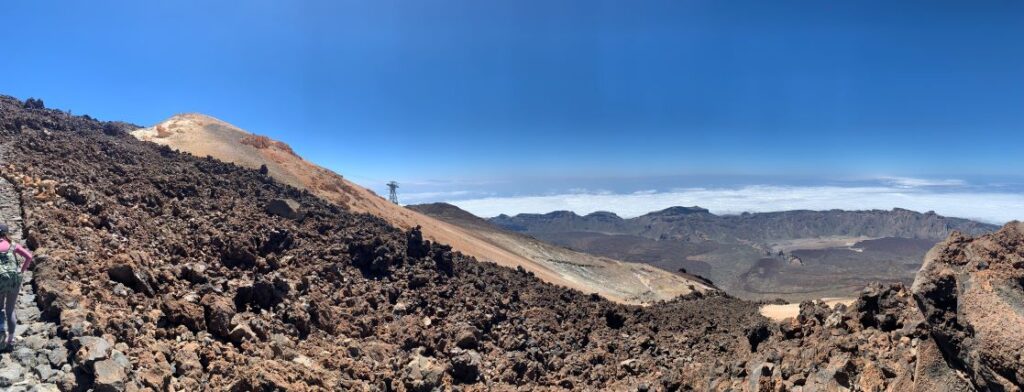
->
xmin=449 ymin=185 xmax=1024 ymax=224
xmin=878 ymin=177 xmax=968 ymax=188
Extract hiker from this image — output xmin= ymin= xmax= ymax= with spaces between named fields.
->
xmin=0 ymin=223 xmax=33 ymax=349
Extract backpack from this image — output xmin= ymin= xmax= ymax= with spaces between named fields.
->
xmin=0 ymin=245 xmax=21 ymax=293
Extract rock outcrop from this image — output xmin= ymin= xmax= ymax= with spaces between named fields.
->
xmin=913 ymin=222 xmax=1024 ymax=390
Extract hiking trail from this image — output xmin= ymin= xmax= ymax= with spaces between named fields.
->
xmin=0 ymin=144 xmax=67 ymax=391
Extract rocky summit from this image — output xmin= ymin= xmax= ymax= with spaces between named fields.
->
xmin=0 ymin=95 xmax=1021 ymax=391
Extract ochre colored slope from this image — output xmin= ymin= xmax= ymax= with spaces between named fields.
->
xmin=132 ymin=114 xmax=710 ymax=303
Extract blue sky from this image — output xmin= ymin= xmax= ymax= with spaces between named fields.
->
xmin=3 ymin=1 xmax=1024 ymax=221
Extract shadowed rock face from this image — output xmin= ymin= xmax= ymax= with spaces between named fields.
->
xmin=913 ymin=222 xmax=1024 ymax=390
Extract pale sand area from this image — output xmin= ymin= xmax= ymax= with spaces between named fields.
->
xmin=760 ymin=298 xmax=856 ymax=321
xmin=768 ymin=236 xmax=875 ymax=253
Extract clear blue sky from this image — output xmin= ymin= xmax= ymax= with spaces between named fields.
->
xmin=3 ymin=1 xmax=1023 ymax=201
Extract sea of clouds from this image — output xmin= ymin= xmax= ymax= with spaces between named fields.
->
xmin=444 ymin=184 xmax=1024 ymax=224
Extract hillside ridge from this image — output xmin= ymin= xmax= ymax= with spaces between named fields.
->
xmin=131 ymin=113 xmax=710 ymax=304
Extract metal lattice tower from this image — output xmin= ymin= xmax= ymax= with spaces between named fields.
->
xmin=387 ymin=181 xmax=399 ymax=204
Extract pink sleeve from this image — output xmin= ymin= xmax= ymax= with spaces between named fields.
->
xmin=14 ymin=244 xmax=32 ymax=271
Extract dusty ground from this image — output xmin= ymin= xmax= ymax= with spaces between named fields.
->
xmin=767 ymin=236 xmax=874 ymax=253
xmin=133 ymin=114 xmax=707 ymax=304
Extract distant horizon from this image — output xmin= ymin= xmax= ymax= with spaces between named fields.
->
xmin=433 ymin=185 xmax=1021 ymax=225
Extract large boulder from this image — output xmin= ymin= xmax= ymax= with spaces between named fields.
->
xmin=201 ymin=294 xmax=236 ymax=339
xmin=161 ymin=298 xmax=206 ymax=332
xmin=912 ymin=222 xmax=1024 ymax=390
xmin=93 ymin=359 xmax=128 ymax=392
xmin=107 ymin=252 xmax=158 ymax=297
xmin=74 ymin=336 xmax=111 ymax=364
xmin=266 ymin=198 xmax=305 ymax=220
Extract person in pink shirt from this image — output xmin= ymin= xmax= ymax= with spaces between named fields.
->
xmin=0 ymin=223 xmax=32 ymax=349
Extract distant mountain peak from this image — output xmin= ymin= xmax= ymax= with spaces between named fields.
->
xmin=646 ymin=206 xmax=711 ymax=216
xmin=544 ymin=210 xmax=581 ymax=218
xmin=584 ymin=211 xmax=622 ymax=220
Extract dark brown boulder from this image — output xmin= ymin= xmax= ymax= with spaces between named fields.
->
xmin=201 ymin=294 xmax=236 ymax=339
xmin=266 ymin=198 xmax=304 ymax=220
xmin=107 ymin=252 xmax=158 ymax=297
xmin=161 ymin=298 xmax=206 ymax=332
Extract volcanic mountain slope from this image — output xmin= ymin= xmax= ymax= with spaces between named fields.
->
xmin=2 ymin=96 xmax=1021 ymax=391
xmin=131 ymin=114 xmax=707 ymax=304
xmin=493 ymin=208 xmax=999 ymax=301
xmin=409 ymin=202 xmax=714 ymax=297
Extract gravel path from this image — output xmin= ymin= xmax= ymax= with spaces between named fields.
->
xmin=0 ymin=145 xmax=68 ymax=391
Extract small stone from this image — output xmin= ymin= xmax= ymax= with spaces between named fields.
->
xmin=14 ymin=347 xmax=36 ymax=363
xmin=0 ymin=363 xmax=25 ymax=387
xmin=74 ymin=336 xmax=111 ymax=363
xmin=402 ymin=351 xmax=445 ymax=392
xmin=29 ymin=384 xmax=60 ymax=392
xmin=201 ymin=294 xmax=235 ymax=339
xmin=393 ymin=302 xmax=409 ymax=315
xmin=107 ymin=258 xmax=156 ymax=297
xmin=93 ymin=359 xmax=127 ymax=392
xmin=161 ymin=299 xmax=205 ymax=332
xmin=112 ymin=283 xmax=129 ymax=297
xmin=47 ymin=346 xmax=67 ymax=367
xmin=454 ymin=324 xmax=480 ymax=349
xmin=620 ymin=359 xmax=641 ymax=374
xmin=22 ymin=335 xmax=46 ymax=350
xmin=55 ymin=370 xmax=76 ymax=392
xmin=450 ymin=349 xmax=482 ymax=383
xmin=34 ymin=364 xmax=54 ymax=381
xmin=110 ymin=349 xmax=131 ymax=370
xmin=229 ymin=323 xmax=256 ymax=343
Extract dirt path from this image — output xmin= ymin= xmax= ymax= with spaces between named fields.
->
xmin=0 ymin=145 xmax=68 ymax=391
